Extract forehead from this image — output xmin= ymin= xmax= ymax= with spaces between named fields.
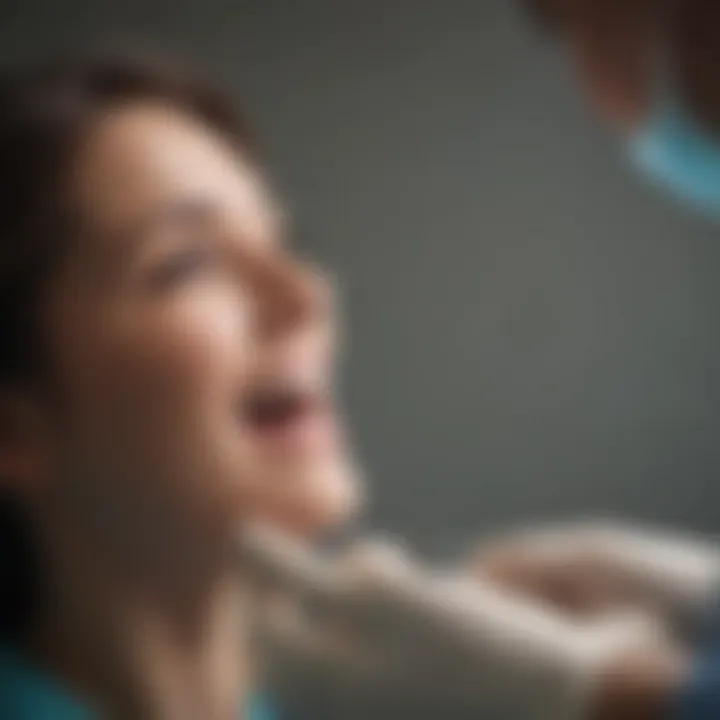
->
xmin=69 ymin=101 xmax=277 ymax=239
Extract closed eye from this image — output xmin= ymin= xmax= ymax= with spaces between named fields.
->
xmin=148 ymin=245 xmax=218 ymax=289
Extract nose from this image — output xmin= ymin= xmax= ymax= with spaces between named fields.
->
xmin=250 ymin=251 xmax=331 ymax=342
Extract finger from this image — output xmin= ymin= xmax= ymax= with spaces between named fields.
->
xmin=471 ymin=534 xmax=638 ymax=617
xmin=565 ymin=0 xmax=658 ymax=127
xmin=475 ymin=547 xmax=584 ymax=615
xmin=537 ymin=0 xmax=720 ymax=132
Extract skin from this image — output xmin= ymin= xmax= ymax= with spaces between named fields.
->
xmin=0 ymin=101 xmax=361 ymax=719
xmin=527 ymin=0 xmax=720 ymax=131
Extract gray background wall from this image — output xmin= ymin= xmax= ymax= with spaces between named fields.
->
xmin=4 ymin=0 xmax=720 ymax=550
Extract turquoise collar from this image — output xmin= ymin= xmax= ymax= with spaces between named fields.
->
xmin=0 ymin=646 xmax=273 ymax=719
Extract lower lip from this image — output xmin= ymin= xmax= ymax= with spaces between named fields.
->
xmin=250 ymin=407 xmax=338 ymax=455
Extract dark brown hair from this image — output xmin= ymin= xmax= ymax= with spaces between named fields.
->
xmin=0 ymin=50 xmax=254 ymax=642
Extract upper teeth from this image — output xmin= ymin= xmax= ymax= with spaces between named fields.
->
xmin=261 ymin=365 xmax=324 ymax=397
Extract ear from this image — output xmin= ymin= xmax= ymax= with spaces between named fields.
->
xmin=0 ymin=389 xmax=52 ymax=495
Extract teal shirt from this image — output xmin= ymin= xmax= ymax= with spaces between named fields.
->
xmin=0 ymin=646 xmax=274 ymax=719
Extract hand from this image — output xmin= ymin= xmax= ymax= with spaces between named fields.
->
xmin=239 ymin=526 xmax=685 ymax=720
xmin=521 ymin=0 xmax=720 ymax=131
xmin=472 ymin=520 xmax=720 ymax=640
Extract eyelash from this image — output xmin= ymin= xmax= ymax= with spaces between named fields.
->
xmin=149 ymin=246 xmax=217 ymax=288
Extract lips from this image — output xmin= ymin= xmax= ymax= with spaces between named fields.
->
xmin=239 ymin=378 xmax=336 ymax=453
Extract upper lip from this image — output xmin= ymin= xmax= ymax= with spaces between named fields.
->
xmin=238 ymin=356 xmax=331 ymax=428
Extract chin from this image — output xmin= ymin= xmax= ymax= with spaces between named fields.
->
xmin=262 ymin=456 xmax=364 ymax=538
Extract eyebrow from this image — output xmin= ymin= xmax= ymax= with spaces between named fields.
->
xmin=120 ymin=195 xmax=221 ymax=247
xmin=81 ymin=195 xmax=220 ymax=276
xmin=92 ymin=191 xmax=285 ymax=276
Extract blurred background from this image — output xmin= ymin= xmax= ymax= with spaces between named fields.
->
xmin=4 ymin=0 xmax=720 ymax=554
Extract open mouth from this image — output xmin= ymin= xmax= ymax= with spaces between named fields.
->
xmin=239 ymin=381 xmax=335 ymax=451
xmin=244 ymin=385 xmax=318 ymax=430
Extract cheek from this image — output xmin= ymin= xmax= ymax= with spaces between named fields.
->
xmin=131 ymin=292 xmax=251 ymax=398
xmin=56 ymin=290 xmax=252 ymax=440
xmin=43 ymin=288 xmax=258 ymax=542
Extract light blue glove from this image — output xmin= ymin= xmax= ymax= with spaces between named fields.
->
xmin=631 ymin=101 xmax=720 ymax=219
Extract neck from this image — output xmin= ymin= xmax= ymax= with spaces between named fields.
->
xmin=29 ymin=521 xmax=253 ymax=720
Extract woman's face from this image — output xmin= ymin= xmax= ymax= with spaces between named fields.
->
xmin=32 ymin=101 xmax=361 ymax=556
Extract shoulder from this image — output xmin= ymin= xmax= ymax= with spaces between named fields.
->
xmin=0 ymin=645 xmax=91 ymax=720
xmin=250 ymin=694 xmax=280 ymax=720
